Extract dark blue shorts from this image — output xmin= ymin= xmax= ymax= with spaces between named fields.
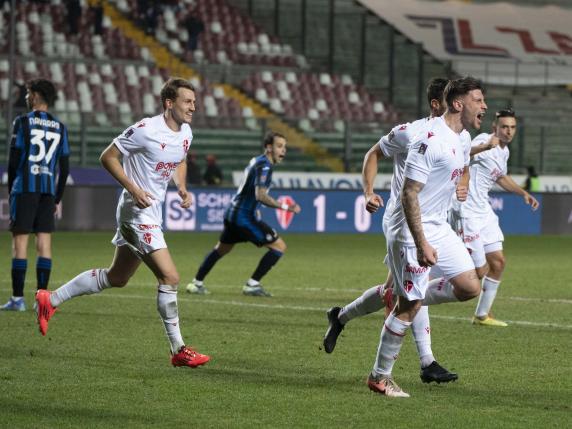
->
xmin=219 ymin=218 xmax=279 ymax=247
xmin=10 ymin=193 xmax=56 ymax=234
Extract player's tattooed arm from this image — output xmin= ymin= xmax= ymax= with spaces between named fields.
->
xmin=255 ymin=186 xmax=301 ymax=213
xmin=362 ymin=143 xmax=385 ymax=213
xmin=402 ymin=178 xmax=437 ymax=267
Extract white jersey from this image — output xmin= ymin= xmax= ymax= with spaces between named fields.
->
xmin=113 ymin=114 xmax=193 ymax=226
xmin=384 ymin=116 xmax=470 ymax=245
xmin=378 ymin=117 xmax=471 ymax=216
xmin=460 ymin=133 xmax=510 ymax=217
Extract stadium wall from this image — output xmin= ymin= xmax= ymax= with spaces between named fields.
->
xmin=2 ymin=187 xmax=569 ymax=235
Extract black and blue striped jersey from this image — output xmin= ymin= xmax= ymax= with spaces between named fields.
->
xmin=8 ymin=111 xmax=70 ymax=200
xmin=225 ymin=154 xmax=273 ymax=222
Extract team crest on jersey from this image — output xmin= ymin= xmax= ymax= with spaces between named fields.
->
xmin=399 ymin=125 xmax=407 ymax=131
xmin=418 ymin=143 xmax=428 ymax=154
xmin=275 ymin=196 xmax=296 ymax=229
xmin=143 ymin=232 xmax=152 ymax=244
xmin=183 ymin=139 xmax=190 ymax=152
xmin=403 ymin=280 xmax=414 ymax=293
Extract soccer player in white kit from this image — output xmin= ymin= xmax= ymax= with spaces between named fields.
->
xmin=324 ymin=78 xmax=465 ymax=384
xmin=450 ymin=109 xmax=539 ymax=327
xmin=367 ymin=77 xmax=487 ymax=397
xmin=35 ymin=78 xmax=210 ymax=368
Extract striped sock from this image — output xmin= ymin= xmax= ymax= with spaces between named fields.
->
xmin=36 ymin=257 xmax=52 ymax=290
xmin=11 ymin=258 xmax=27 ymax=297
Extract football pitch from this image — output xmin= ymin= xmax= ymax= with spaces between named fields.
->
xmin=1 ymin=231 xmax=571 ymax=428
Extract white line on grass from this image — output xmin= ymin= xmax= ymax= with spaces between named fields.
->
xmin=96 ymin=292 xmax=572 ymax=330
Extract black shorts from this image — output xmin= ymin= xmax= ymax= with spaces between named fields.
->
xmin=219 ymin=218 xmax=279 ymax=247
xmin=9 ymin=193 xmax=56 ymax=234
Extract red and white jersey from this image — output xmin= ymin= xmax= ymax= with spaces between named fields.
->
xmin=112 ymin=114 xmax=192 ymax=225
xmin=461 ymin=133 xmax=510 ymax=217
xmin=384 ymin=116 xmax=470 ymax=244
xmin=378 ymin=117 xmax=432 ymax=213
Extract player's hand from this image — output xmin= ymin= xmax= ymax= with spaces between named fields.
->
xmin=290 ymin=203 xmax=301 ymax=214
xmin=364 ymin=193 xmax=384 ymax=213
xmin=417 ymin=241 xmax=438 ymax=267
xmin=524 ymin=193 xmax=539 ymax=210
xmin=130 ymin=186 xmax=155 ymax=209
xmin=178 ymin=188 xmax=192 ymax=209
xmin=456 ymin=185 xmax=468 ymax=202
xmin=488 ymin=136 xmax=500 ymax=149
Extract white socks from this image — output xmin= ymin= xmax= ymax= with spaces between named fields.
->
xmin=475 ymin=276 xmax=501 ymax=318
xmin=338 ymin=284 xmax=385 ymax=325
xmin=411 ymin=305 xmax=434 ymax=368
xmin=422 ymin=278 xmax=458 ymax=305
xmin=373 ymin=313 xmax=411 ymax=376
xmin=50 ymin=269 xmax=111 ymax=307
xmin=157 ymin=284 xmax=184 ymax=354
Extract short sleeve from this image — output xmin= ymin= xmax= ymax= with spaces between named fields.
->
xmin=378 ymin=123 xmax=411 ymax=157
xmin=255 ymin=162 xmax=272 ymax=187
xmin=113 ymin=122 xmax=145 ymax=156
xmin=404 ymin=137 xmax=440 ymax=185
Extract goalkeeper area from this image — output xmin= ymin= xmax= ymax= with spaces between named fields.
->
xmin=1 ymin=231 xmax=570 ymax=428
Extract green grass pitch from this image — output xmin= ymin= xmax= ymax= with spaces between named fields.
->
xmin=1 ymin=231 xmax=571 ymax=428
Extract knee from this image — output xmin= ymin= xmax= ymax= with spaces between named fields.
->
xmin=272 ymin=239 xmax=287 ymax=253
xmin=159 ymin=272 xmax=180 ymax=287
xmin=489 ymin=255 xmax=506 ymax=274
xmin=107 ymin=272 xmax=130 ymax=288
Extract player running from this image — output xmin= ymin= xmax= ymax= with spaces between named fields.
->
xmin=35 ymin=78 xmax=210 ymax=368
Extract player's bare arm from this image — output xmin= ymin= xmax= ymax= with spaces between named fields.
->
xmin=496 ymin=175 xmax=539 ymax=210
xmin=362 ymin=143 xmax=385 ymax=213
xmin=255 ymin=186 xmax=301 ymax=213
xmin=401 ymin=178 xmax=437 ymax=267
xmin=470 ymin=135 xmax=499 ymax=157
xmin=456 ymin=165 xmax=470 ymax=202
xmin=100 ymin=143 xmax=155 ymax=209
xmin=173 ymin=159 xmax=192 ymax=209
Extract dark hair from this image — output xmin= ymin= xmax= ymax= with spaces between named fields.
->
xmin=495 ymin=108 xmax=516 ymax=119
xmin=444 ymin=76 xmax=485 ymax=110
xmin=263 ymin=131 xmax=286 ymax=147
xmin=160 ymin=77 xmax=195 ymax=109
xmin=426 ymin=78 xmax=449 ymax=107
xmin=27 ymin=78 xmax=57 ymax=107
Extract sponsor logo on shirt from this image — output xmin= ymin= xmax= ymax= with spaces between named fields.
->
xmin=491 ymin=167 xmax=503 ymax=181
xmin=463 ymin=232 xmax=480 ymax=243
xmin=155 ymin=161 xmax=179 ymax=172
xmin=124 ymin=128 xmax=135 ymax=138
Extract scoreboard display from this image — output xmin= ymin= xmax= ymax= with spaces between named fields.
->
xmin=164 ymin=188 xmax=541 ymax=235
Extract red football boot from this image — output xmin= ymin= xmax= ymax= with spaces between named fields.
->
xmin=35 ymin=290 xmax=57 ymax=336
xmin=171 ymin=346 xmax=210 ymax=368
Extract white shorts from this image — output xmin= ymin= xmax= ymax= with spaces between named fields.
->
xmin=449 ymin=209 xmax=504 ymax=268
xmin=387 ymin=227 xmax=475 ymax=301
xmin=112 ymin=222 xmax=167 ymax=257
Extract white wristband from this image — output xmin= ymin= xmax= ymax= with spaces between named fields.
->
xmin=281 ymin=203 xmax=289 ymax=211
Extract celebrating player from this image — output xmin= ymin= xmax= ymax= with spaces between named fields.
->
xmin=367 ymin=77 xmax=487 ymax=397
xmin=324 ymin=78 xmax=463 ymax=384
xmin=1 ymin=79 xmax=69 ymax=312
xmin=186 ymin=131 xmax=301 ymax=297
xmin=35 ymin=78 xmax=210 ymax=368
xmin=450 ymin=109 xmax=540 ymax=327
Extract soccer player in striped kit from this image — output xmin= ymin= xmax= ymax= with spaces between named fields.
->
xmin=1 ymin=79 xmax=70 ymax=312
xmin=187 ymin=131 xmax=301 ymax=297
